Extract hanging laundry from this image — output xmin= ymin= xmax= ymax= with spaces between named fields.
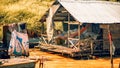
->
xmin=8 ymin=30 xmax=29 ymax=56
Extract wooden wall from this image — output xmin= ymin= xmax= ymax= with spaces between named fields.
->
xmin=101 ymin=24 xmax=120 ymax=50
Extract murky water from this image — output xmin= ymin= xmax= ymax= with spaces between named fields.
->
xmin=30 ymin=48 xmax=120 ymax=68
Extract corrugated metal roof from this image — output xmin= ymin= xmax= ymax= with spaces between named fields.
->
xmin=59 ymin=1 xmax=120 ymax=23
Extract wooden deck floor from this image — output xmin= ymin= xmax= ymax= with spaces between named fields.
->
xmin=39 ymin=43 xmax=82 ymax=57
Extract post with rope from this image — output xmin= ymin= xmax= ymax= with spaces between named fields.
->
xmin=108 ymin=25 xmax=115 ymax=68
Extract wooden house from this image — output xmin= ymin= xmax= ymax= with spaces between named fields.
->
xmin=39 ymin=0 xmax=120 ymax=57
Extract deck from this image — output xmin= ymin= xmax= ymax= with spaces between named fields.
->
xmin=39 ymin=43 xmax=91 ymax=57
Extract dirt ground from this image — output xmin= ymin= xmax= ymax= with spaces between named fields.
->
xmin=30 ymin=48 xmax=120 ymax=68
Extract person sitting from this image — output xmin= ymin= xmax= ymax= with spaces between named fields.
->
xmin=54 ymin=30 xmax=65 ymax=45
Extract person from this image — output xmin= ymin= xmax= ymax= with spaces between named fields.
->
xmin=55 ymin=30 xmax=65 ymax=45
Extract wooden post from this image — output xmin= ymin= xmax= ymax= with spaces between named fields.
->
xmin=78 ymin=22 xmax=80 ymax=49
xmin=118 ymin=63 xmax=120 ymax=68
xmin=67 ymin=13 xmax=70 ymax=47
xmin=108 ymin=25 xmax=114 ymax=68
xmin=91 ymin=41 xmax=93 ymax=55
xmin=41 ymin=22 xmax=44 ymax=34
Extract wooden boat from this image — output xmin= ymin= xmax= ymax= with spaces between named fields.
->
xmin=0 ymin=57 xmax=37 ymax=68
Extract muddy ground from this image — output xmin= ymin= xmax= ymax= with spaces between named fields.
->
xmin=30 ymin=48 xmax=120 ymax=68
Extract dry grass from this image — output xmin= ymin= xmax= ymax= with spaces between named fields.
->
xmin=1 ymin=0 xmax=53 ymax=24
xmin=0 ymin=0 xmax=54 ymax=39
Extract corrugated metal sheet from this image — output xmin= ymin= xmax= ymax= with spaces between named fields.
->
xmin=59 ymin=1 xmax=120 ymax=23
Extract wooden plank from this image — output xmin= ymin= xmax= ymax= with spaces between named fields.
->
xmin=68 ymin=38 xmax=79 ymax=40
xmin=55 ymin=13 xmax=68 ymax=17
xmin=64 ymin=21 xmax=82 ymax=25
xmin=40 ymin=43 xmax=80 ymax=55
xmin=53 ymin=17 xmax=66 ymax=20
xmin=0 ymin=58 xmax=36 ymax=68
xmin=41 ymin=34 xmax=47 ymax=36
xmin=68 ymin=23 xmax=80 ymax=25
xmin=100 ymin=24 xmax=109 ymax=29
